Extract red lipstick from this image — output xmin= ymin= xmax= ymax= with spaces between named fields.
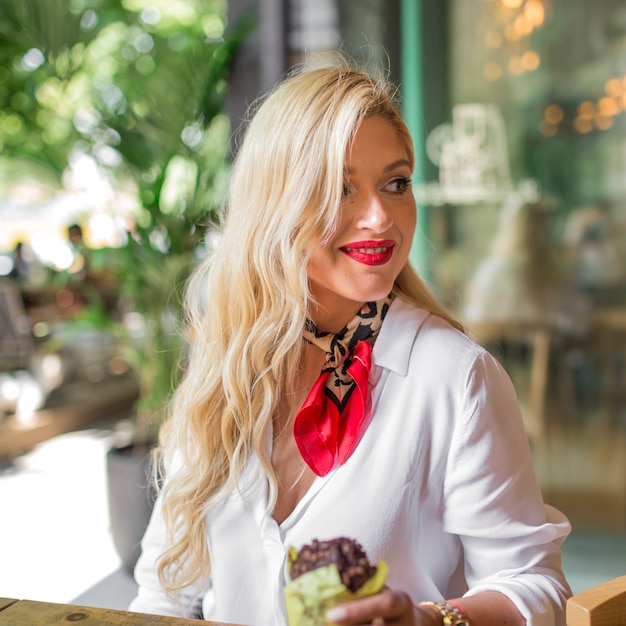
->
xmin=340 ymin=239 xmax=396 ymax=266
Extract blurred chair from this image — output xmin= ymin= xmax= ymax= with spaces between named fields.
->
xmin=589 ymin=307 xmax=626 ymax=424
xmin=567 ymin=575 xmax=626 ymax=625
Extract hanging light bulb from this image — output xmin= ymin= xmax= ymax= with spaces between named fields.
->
xmin=573 ymin=117 xmax=593 ymax=134
xmin=578 ymin=101 xmax=596 ymax=120
xmin=514 ymin=13 xmax=534 ymax=36
xmin=604 ymin=78 xmax=623 ymax=98
xmin=595 ymin=114 xmax=613 ymax=131
xmin=598 ymin=97 xmax=621 ymax=117
xmin=524 ymin=0 xmax=545 ymax=27
xmin=522 ymin=50 xmax=541 ymax=70
xmin=544 ymin=104 xmax=564 ymax=124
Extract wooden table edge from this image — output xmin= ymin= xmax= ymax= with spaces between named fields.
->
xmin=0 ymin=599 xmax=19 ymax=613
xmin=0 ymin=598 xmax=239 ymax=625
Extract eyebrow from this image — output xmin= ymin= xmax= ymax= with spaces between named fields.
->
xmin=344 ymin=158 xmax=413 ymax=175
xmin=383 ymin=158 xmax=412 ymax=172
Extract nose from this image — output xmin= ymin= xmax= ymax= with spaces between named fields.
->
xmin=354 ymin=191 xmax=393 ymax=231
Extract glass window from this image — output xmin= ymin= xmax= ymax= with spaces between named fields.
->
xmin=421 ymin=0 xmax=626 ymax=532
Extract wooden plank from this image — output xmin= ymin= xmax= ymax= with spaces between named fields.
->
xmin=0 ymin=599 xmax=18 ymax=613
xmin=566 ymin=575 xmax=626 ymax=626
xmin=0 ymin=599 xmax=238 ymax=625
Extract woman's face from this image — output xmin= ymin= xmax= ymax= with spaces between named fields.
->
xmin=307 ymin=115 xmax=417 ymax=332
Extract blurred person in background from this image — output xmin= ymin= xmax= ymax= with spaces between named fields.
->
xmin=562 ymin=201 xmax=625 ymax=304
xmin=464 ymin=195 xmax=590 ymax=336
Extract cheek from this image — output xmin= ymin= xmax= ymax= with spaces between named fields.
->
xmin=306 ymin=246 xmax=333 ymax=279
xmin=399 ymin=205 xmax=417 ymax=244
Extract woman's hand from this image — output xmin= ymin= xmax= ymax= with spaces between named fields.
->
xmin=324 ymin=588 xmax=528 ymax=626
xmin=325 ymin=589 xmax=440 ymax=625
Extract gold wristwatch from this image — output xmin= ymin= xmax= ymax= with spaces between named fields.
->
xmin=418 ymin=600 xmax=471 ymax=626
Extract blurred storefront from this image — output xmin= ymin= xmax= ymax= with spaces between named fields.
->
xmin=419 ymin=0 xmax=626 ymax=532
xmin=228 ymin=0 xmax=626 ymax=531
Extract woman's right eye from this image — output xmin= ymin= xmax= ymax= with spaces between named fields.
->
xmin=342 ymin=182 xmax=350 ymax=197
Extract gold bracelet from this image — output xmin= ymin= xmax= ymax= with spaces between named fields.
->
xmin=418 ymin=601 xmax=471 ymax=626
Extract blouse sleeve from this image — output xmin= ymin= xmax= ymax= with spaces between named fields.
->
xmin=443 ymin=350 xmax=571 ymax=626
xmin=128 ymin=492 xmax=209 ymax=619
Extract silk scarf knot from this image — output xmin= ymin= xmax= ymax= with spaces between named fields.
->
xmin=293 ymin=294 xmax=394 ymax=476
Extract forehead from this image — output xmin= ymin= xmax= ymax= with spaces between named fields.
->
xmin=345 ymin=116 xmax=412 ymax=169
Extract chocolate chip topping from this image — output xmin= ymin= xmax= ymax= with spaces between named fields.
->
xmin=290 ymin=537 xmax=377 ymax=592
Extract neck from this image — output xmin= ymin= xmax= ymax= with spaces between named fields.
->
xmin=308 ymin=301 xmax=364 ymax=334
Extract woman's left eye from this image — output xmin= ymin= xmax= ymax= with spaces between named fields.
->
xmin=384 ymin=176 xmax=412 ymax=194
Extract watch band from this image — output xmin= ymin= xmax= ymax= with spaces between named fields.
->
xmin=418 ymin=600 xmax=471 ymax=626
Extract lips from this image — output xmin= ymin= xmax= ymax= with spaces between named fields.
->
xmin=340 ymin=239 xmax=396 ymax=266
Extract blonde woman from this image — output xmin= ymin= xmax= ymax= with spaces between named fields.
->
xmin=129 ymin=65 xmax=571 ymax=625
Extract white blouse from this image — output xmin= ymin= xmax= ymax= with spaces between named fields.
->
xmin=129 ymin=296 xmax=571 ymax=625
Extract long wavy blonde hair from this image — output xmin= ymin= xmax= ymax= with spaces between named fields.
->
xmin=156 ymin=63 xmax=462 ymax=594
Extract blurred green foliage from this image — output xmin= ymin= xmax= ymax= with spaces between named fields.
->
xmin=0 ymin=0 xmax=253 ymax=443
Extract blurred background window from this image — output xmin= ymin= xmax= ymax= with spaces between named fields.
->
xmin=414 ymin=0 xmax=626 ymax=533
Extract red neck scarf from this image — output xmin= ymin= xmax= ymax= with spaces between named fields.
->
xmin=293 ymin=295 xmax=394 ymax=476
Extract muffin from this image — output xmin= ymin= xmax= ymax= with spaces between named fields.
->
xmin=284 ymin=537 xmax=388 ymax=625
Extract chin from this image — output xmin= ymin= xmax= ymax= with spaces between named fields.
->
xmin=349 ymin=284 xmax=395 ymax=304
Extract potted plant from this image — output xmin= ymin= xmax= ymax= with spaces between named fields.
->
xmin=0 ymin=0 xmax=250 ymax=573
xmin=85 ymin=15 xmax=249 ymax=573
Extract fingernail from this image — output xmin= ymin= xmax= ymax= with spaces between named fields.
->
xmin=326 ymin=605 xmax=348 ymax=622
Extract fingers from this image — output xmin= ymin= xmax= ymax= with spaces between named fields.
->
xmin=325 ymin=589 xmax=416 ymax=625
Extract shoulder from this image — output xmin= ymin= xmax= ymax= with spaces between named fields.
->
xmin=374 ymin=297 xmax=516 ymax=413
xmin=374 ymin=298 xmax=523 ymax=437
xmin=375 ymin=296 xmax=488 ymax=376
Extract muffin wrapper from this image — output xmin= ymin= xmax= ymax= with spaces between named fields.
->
xmin=284 ymin=558 xmax=388 ymax=625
